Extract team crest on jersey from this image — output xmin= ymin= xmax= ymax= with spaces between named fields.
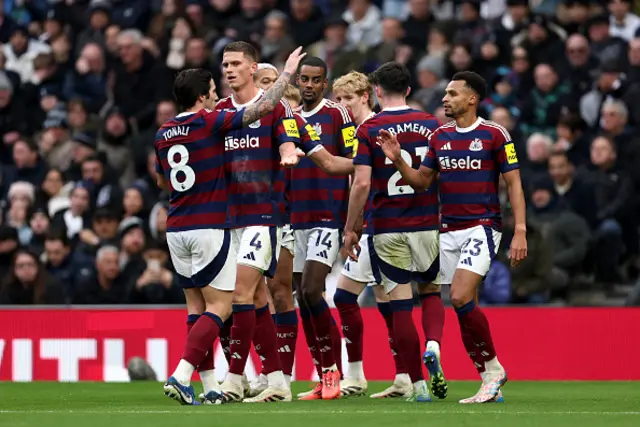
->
xmin=312 ymin=123 xmax=323 ymax=137
xmin=469 ymin=138 xmax=483 ymax=151
xmin=249 ymin=119 xmax=261 ymax=129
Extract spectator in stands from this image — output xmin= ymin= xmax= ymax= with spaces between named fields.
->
xmin=608 ymin=0 xmax=640 ymax=42
xmin=554 ymin=113 xmax=591 ymax=166
xmin=516 ymin=14 xmax=565 ymax=67
xmin=73 ymin=244 xmax=127 ymax=304
xmin=402 ymin=0 xmax=434 ymax=51
xmin=76 ymin=207 xmax=120 ymax=266
xmin=2 ymin=26 xmax=51 ymax=83
xmin=413 ymin=54 xmax=447 ymax=113
xmin=581 ymin=135 xmax=632 ymax=284
xmin=363 ymin=17 xmax=405 ymax=74
xmin=521 ymin=132 xmax=553 ymax=192
xmin=599 ymin=100 xmax=640 ymax=186
xmin=527 ymin=178 xmax=591 ymax=290
xmin=80 ymin=155 xmax=123 ymax=211
xmin=343 ymin=0 xmax=382 ymax=50
xmin=261 ymin=11 xmax=296 ymax=68
xmin=12 ymin=138 xmax=47 ymax=187
xmin=586 ymin=13 xmax=627 ymax=66
xmin=38 ymin=168 xmax=72 ymax=218
xmin=63 ymin=42 xmax=108 ymax=114
xmin=148 ymin=200 xmax=168 ymax=243
xmin=99 ymin=107 xmax=135 ymax=187
xmin=558 ymin=34 xmax=600 ymax=100
xmin=625 ymin=38 xmax=640 ymax=81
xmin=28 ymin=206 xmax=51 ymax=256
xmin=0 ymin=248 xmax=65 ymax=304
xmin=44 ymin=230 xmax=76 ymax=302
xmin=130 ymin=100 xmax=177 ymax=178
xmin=128 ymin=240 xmax=183 ymax=304
xmin=123 ymin=184 xmax=149 ymax=222
xmin=117 ymin=216 xmax=147 ymax=281
xmin=51 ymin=181 xmax=92 ymax=241
xmin=490 ymin=106 xmax=525 ymax=164
xmin=0 ymin=70 xmax=28 ymax=165
xmin=289 ymin=0 xmax=324 ymax=48
xmin=510 ymin=45 xmax=535 ymax=99
xmin=308 ymin=16 xmax=362 ymax=82
xmin=75 ymin=3 xmax=111 ymax=55
xmin=40 ymin=107 xmax=74 ymax=171
xmin=492 ymin=0 xmax=531 ymax=61
xmin=226 ymin=0 xmax=266 ymax=45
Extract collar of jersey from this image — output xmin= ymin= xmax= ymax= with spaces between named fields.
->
xmin=232 ymin=89 xmax=264 ymax=110
xmin=382 ymin=105 xmax=410 ymax=112
xmin=176 ymin=112 xmax=195 ymax=118
xmin=301 ymin=98 xmax=326 ymax=118
xmin=456 ymin=117 xmax=484 ymax=133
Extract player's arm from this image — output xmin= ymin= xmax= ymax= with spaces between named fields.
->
xmin=308 ymin=147 xmax=355 ymax=175
xmin=344 ymin=164 xmax=371 ymax=260
xmin=153 ymin=146 xmax=169 ymax=191
xmin=241 ymin=47 xmax=306 ymax=127
xmin=378 ymin=129 xmax=436 ymax=191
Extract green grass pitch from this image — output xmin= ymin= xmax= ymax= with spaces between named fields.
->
xmin=0 ymin=381 xmax=639 ymax=427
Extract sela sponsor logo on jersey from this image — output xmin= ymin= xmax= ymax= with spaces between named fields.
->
xmin=439 ymin=156 xmax=482 ymax=170
xmin=469 ymin=138 xmax=483 ymax=151
xmin=225 ymin=135 xmax=260 ymax=150
xmin=162 ymin=126 xmax=190 ymax=141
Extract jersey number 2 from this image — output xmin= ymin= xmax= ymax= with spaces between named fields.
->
xmin=168 ymin=144 xmax=196 ymax=192
xmin=385 ymin=147 xmax=428 ymax=196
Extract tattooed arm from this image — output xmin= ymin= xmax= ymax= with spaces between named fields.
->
xmin=242 ymin=47 xmax=306 ymax=127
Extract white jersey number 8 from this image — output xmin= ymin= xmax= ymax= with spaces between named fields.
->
xmin=385 ymin=146 xmax=428 ymax=196
xmin=168 ymin=144 xmax=196 ymax=192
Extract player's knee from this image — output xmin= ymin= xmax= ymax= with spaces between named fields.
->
xmin=300 ymin=285 xmax=323 ymax=307
xmin=271 ymin=285 xmax=294 ymax=313
xmin=418 ymin=282 xmax=441 ymax=294
xmin=449 ymin=287 xmax=473 ymax=308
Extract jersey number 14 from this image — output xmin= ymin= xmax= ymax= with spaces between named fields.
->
xmin=385 ymin=147 xmax=428 ymax=196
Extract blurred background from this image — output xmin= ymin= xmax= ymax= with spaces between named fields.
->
xmin=0 ymin=0 xmax=638 ymax=310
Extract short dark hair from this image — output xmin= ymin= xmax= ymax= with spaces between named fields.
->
xmin=223 ymin=41 xmax=259 ymax=62
xmin=45 ymin=229 xmax=70 ymax=247
xmin=15 ymin=136 xmax=38 ymax=152
xmin=557 ymin=113 xmax=585 ymax=133
xmin=298 ymin=56 xmax=327 ymax=78
xmin=368 ymin=62 xmax=411 ymax=96
xmin=451 ymin=71 xmax=487 ymax=101
xmin=173 ymin=68 xmax=213 ymax=110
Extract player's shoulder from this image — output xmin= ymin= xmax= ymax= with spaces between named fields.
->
xmin=275 ymin=98 xmax=295 ymax=117
xmin=216 ymin=96 xmax=234 ymax=109
xmin=432 ymin=120 xmax=456 ymax=136
xmin=325 ymin=99 xmax=354 ymax=124
xmin=479 ymin=119 xmax=512 ymax=141
xmin=293 ymin=112 xmax=308 ymax=125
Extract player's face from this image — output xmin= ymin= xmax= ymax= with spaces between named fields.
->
xmin=255 ymin=68 xmax=278 ymax=89
xmin=334 ymin=88 xmax=367 ymax=116
xmin=222 ymin=51 xmax=257 ymax=90
xmin=442 ymin=80 xmax=474 ymax=118
xmin=297 ymin=65 xmax=327 ymax=105
xmin=203 ymin=79 xmax=219 ymax=109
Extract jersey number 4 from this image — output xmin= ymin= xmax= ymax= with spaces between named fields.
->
xmin=168 ymin=144 xmax=196 ymax=192
xmin=385 ymin=147 xmax=428 ymax=196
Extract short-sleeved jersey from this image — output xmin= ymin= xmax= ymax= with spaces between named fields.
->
xmin=217 ymin=91 xmax=299 ymax=228
xmin=354 ymin=106 xmax=440 ymax=234
xmin=421 ymin=118 xmax=520 ymax=232
xmin=154 ymin=108 xmax=244 ymax=232
xmin=290 ymin=99 xmax=356 ymax=230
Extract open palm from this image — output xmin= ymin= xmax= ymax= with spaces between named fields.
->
xmin=377 ymin=129 xmax=401 ymax=162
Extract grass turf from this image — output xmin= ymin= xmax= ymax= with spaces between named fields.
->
xmin=0 ymin=381 xmax=639 ymax=427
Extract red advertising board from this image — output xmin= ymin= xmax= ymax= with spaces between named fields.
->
xmin=0 ymin=307 xmax=638 ymax=382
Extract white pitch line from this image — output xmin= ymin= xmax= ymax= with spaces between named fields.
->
xmin=0 ymin=410 xmax=639 ymax=416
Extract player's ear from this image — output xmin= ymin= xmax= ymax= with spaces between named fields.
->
xmin=323 ymin=77 xmax=328 ymax=90
xmin=406 ymin=86 xmax=411 ymax=98
xmin=250 ymin=61 xmax=258 ymax=75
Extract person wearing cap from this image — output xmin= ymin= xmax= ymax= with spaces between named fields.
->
xmin=66 ymin=131 xmax=98 ymax=182
xmin=586 ymin=13 xmax=627 ymax=65
xmin=40 ymin=106 xmax=75 ymax=171
xmin=117 ymin=216 xmax=147 ymax=281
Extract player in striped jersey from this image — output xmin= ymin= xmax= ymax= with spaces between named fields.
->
xmin=213 ymin=42 xmax=303 ymax=404
xmin=157 ymin=51 xmax=305 ymax=405
xmin=379 ymin=71 xmax=527 ymax=403
xmin=345 ymin=62 xmax=445 ymax=403
xmin=293 ymin=57 xmax=356 ymax=400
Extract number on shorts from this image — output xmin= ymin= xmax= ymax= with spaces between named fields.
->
xmin=167 ymin=144 xmax=196 ymax=192
xmin=315 ymin=230 xmax=333 ymax=249
xmin=250 ymin=232 xmax=263 ymax=251
xmin=385 ymin=147 xmax=429 ymax=196
xmin=462 ymin=238 xmax=483 ymax=256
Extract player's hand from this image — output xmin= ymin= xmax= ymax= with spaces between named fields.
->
xmin=377 ymin=129 xmax=401 ymax=163
xmin=283 ymin=46 xmax=307 ymax=76
xmin=509 ymin=229 xmax=528 ymax=267
xmin=280 ymin=153 xmax=300 ymax=168
xmin=344 ymin=229 xmax=361 ymax=262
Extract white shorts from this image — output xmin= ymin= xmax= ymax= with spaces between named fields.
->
xmin=293 ymin=227 xmax=341 ymax=273
xmin=233 ymin=226 xmax=281 ymax=278
xmin=439 ymin=225 xmax=502 ymax=285
xmin=373 ymin=230 xmax=440 ymax=293
xmin=167 ymin=229 xmax=237 ymax=291
xmin=281 ymin=224 xmax=294 ymax=256
xmin=342 ymin=234 xmax=380 ymax=286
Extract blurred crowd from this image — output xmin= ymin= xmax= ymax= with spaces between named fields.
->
xmin=0 ymin=0 xmax=639 ymax=306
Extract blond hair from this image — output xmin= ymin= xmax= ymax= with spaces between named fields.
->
xmin=284 ymin=84 xmax=301 ymax=105
xmin=333 ymin=71 xmax=374 ymax=109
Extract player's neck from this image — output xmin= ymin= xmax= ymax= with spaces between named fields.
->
xmin=185 ymin=102 xmax=205 ymax=114
xmin=355 ymin=108 xmax=373 ymax=125
xmin=380 ymin=96 xmax=407 ymax=110
xmin=455 ymin=112 xmax=479 ymax=129
xmin=303 ymin=97 xmax=324 ymax=112
xmin=233 ymin=83 xmax=260 ymax=105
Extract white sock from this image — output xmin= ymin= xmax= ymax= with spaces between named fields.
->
xmin=267 ymin=370 xmax=286 ymax=388
xmin=172 ymin=359 xmax=195 ymax=385
xmin=284 ymin=374 xmax=291 ymax=388
xmin=347 ymin=361 xmax=365 ymax=380
xmin=413 ymin=379 xmax=427 ymax=393
xmin=322 ymin=363 xmax=338 ymax=372
xmin=395 ymin=373 xmax=411 ymax=385
xmin=426 ymin=340 xmax=440 ymax=355
xmin=484 ymin=357 xmax=503 ymax=375
xmin=199 ymin=369 xmax=220 ymax=393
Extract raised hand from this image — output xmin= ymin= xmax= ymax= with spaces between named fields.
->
xmin=283 ymin=46 xmax=307 ymax=76
xmin=377 ymin=129 xmax=401 ymax=163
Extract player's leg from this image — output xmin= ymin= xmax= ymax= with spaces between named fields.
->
xmin=222 ymin=226 xmax=288 ymax=403
xmin=298 ymin=228 xmax=342 ymax=400
xmin=374 ymin=232 xmax=430 ymax=403
xmin=408 ymin=230 xmax=448 ymax=399
xmin=450 ymin=226 xmax=506 ymax=404
xmin=165 ymin=229 xmax=235 ymax=405
xmin=268 ymin=244 xmax=297 ymax=387
xmin=369 ymin=284 xmax=412 ymax=399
